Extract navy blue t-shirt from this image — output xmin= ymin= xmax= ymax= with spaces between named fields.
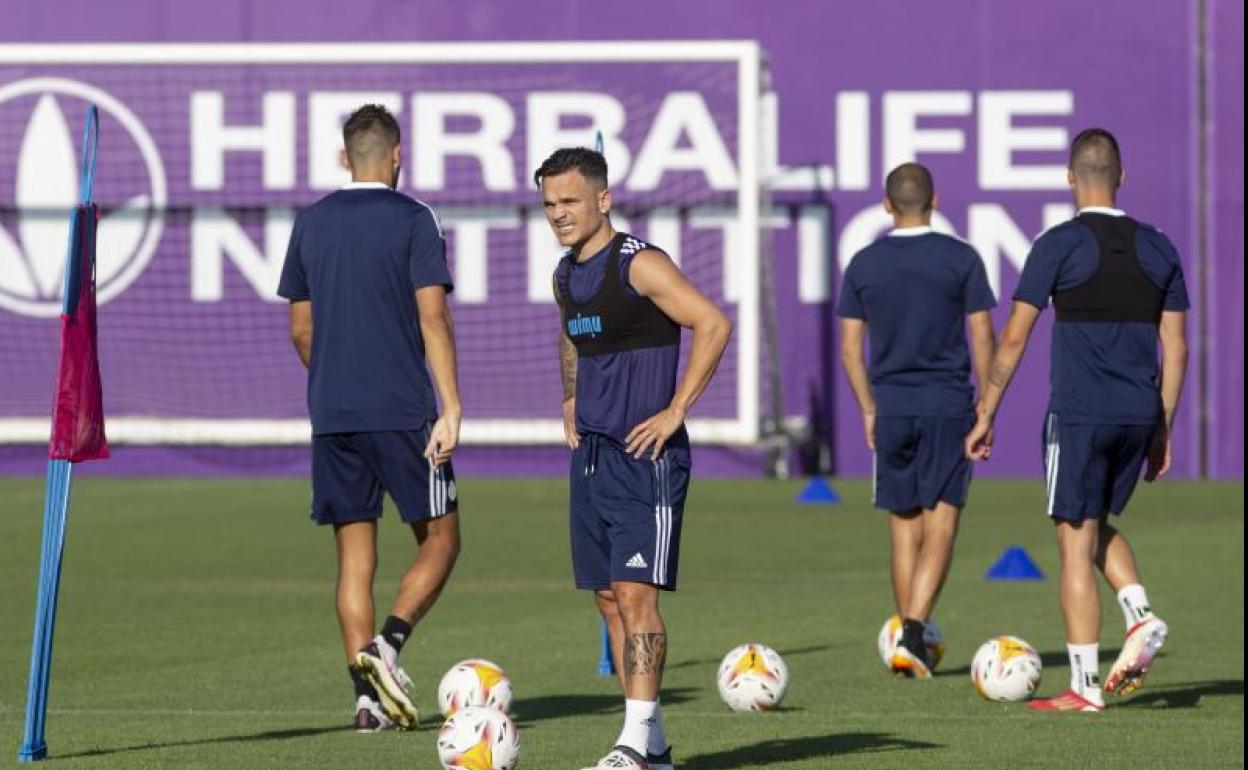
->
xmin=277 ymin=184 xmax=453 ymax=435
xmin=1014 ymin=208 xmax=1189 ymax=425
xmin=557 ymin=235 xmax=687 ymax=450
xmin=837 ymin=228 xmax=997 ymax=417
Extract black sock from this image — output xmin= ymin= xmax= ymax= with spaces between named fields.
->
xmin=380 ymin=615 xmax=413 ymax=653
xmin=349 ymin=665 xmax=378 ymax=701
xmin=901 ymin=618 xmax=926 ymax=656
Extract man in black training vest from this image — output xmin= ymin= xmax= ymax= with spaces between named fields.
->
xmin=967 ymin=128 xmax=1189 ymax=712
xmin=538 ymin=147 xmax=732 ymax=770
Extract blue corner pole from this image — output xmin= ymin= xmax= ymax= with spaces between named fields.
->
xmin=591 ymin=131 xmax=612 ymax=679
xmin=597 ymin=618 xmax=616 ymax=677
xmin=19 ymin=460 xmax=74 ymax=763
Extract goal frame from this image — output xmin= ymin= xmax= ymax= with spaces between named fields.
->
xmin=0 ymin=41 xmax=764 ymax=447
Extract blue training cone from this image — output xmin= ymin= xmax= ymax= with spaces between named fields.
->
xmin=985 ymin=546 xmax=1045 ymax=581
xmin=797 ymin=477 xmax=840 ymax=504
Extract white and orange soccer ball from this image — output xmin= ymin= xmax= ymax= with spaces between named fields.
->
xmin=436 ymin=706 xmax=520 ymax=770
xmin=971 ymin=635 xmax=1043 ymax=702
xmin=438 ymin=659 xmax=513 ymax=717
xmin=716 ymin=643 xmax=789 ymax=712
xmin=876 ymin=615 xmax=945 ymax=670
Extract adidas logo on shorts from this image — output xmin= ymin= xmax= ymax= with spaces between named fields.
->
xmin=625 ymin=553 xmax=648 ymax=569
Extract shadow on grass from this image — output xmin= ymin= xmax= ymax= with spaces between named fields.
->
xmin=666 ymin=644 xmax=832 ymax=671
xmin=48 ymin=724 xmax=357 ymax=761
xmin=685 ymin=732 xmax=940 ymax=769
xmin=1116 ymin=679 xmax=1244 ymax=709
xmin=514 ymin=687 xmax=697 ymax=725
xmin=937 ymin=648 xmax=1123 ymax=677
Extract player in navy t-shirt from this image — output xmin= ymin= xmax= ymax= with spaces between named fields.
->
xmin=966 ymin=129 xmax=1189 ymax=712
xmin=539 ymin=148 xmax=732 ymax=770
xmin=278 ymin=105 xmax=462 ymax=731
xmin=838 ymin=162 xmax=997 ymax=679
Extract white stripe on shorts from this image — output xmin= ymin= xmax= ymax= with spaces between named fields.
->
xmin=652 ymin=458 xmax=672 ymax=586
xmin=1045 ymin=414 xmax=1060 ymax=516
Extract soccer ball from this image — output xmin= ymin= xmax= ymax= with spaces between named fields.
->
xmin=971 ymin=635 xmax=1043 ymax=702
xmin=436 ymin=706 xmax=521 ymax=770
xmin=716 ymin=643 xmax=789 ymax=712
xmin=876 ymin=615 xmax=945 ymax=670
xmin=438 ymin=659 xmax=513 ymax=717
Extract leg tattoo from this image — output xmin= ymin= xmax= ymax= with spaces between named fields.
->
xmin=623 ymin=633 xmax=668 ymax=677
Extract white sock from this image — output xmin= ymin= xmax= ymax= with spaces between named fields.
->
xmin=1067 ymin=643 xmax=1104 ymax=706
xmin=1116 ymin=584 xmax=1156 ymax=630
xmin=616 ymin=699 xmax=658 ymax=756
xmin=646 ymin=700 xmax=669 ymax=756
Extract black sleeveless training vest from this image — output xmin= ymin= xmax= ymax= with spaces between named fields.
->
xmin=1053 ymin=213 xmax=1164 ymax=324
xmin=557 ymin=233 xmax=680 ymax=357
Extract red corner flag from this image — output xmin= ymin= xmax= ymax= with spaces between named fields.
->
xmin=48 ymin=116 xmax=108 ymax=462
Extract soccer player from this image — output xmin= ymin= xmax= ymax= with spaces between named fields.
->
xmin=538 ymin=147 xmax=732 ymax=770
xmin=966 ymin=128 xmax=1188 ymax=712
xmin=278 ymin=104 xmax=463 ymax=731
xmin=838 ymin=162 xmax=997 ymax=679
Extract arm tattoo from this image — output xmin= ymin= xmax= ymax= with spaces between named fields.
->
xmin=623 ymin=633 xmax=667 ymax=677
xmin=559 ymin=333 xmax=578 ymax=401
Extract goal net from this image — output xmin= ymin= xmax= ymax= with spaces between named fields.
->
xmin=0 ymin=43 xmax=766 ymax=449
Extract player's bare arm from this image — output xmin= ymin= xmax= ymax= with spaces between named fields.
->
xmin=967 ymin=310 xmax=996 ymax=399
xmin=416 ymin=285 xmax=462 ymax=466
xmin=966 ymin=301 xmax=1040 ymax=460
xmin=554 ymin=275 xmax=581 ymax=450
xmin=838 ymin=317 xmax=876 ymax=450
xmin=1147 ymin=310 xmax=1188 ymax=481
xmin=288 ymin=300 xmax=313 ymax=368
xmin=559 ymin=329 xmax=581 ymax=450
xmin=966 ymin=309 xmax=997 ymax=451
xmin=624 ymin=249 xmax=733 ymax=459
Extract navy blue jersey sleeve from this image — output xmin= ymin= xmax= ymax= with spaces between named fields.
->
xmin=1013 ymin=232 xmax=1064 ymax=309
xmin=962 ymin=249 xmax=997 ymax=313
xmin=1153 ymin=232 xmax=1191 ymax=311
xmin=277 ymin=215 xmax=309 ymax=301
xmin=836 ymin=260 xmax=866 ymax=319
xmin=409 ymin=206 xmax=454 ymax=292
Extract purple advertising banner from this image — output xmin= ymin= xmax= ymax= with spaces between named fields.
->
xmin=0 ymin=0 xmax=1240 ymax=480
xmin=1209 ymin=0 xmax=1244 ymax=480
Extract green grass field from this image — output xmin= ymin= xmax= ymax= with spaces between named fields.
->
xmin=0 ymin=477 xmax=1242 ymax=769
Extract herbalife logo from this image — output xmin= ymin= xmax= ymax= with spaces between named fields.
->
xmin=0 ymin=78 xmax=166 ymax=317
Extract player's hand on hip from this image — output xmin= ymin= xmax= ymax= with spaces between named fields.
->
xmin=425 ymin=412 xmax=461 ymax=467
xmin=1144 ymin=425 xmax=1171 ymax=481
xmin=965 ymin=415 xmax=994 ymax=461
xmin=862 ymin=411 xmax=876 ymax=451
xmin=626 ymin=405 xmax=686 ymax=460
xmin=562 ymin=397 xmax=580 ymax=450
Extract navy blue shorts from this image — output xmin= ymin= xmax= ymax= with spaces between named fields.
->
xmin=570 ymin=435 xmax=690 ymax=591
xmin=873 ymin=413 xmax=974 ymax=512
xmin=311 ymin=425 xmax=457 ymax=526
xmin=1042 ymin=413 xmax=1155 ymax=521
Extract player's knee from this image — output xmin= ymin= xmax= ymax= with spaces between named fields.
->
xmin=922 ymin=515 xmax=959 ymax=544
xmin=337 ymin=546 xmax=377 ymax=576
xmin=611 ymin=583 xmax=660 ymax=625
xmin=417 ymin=515 xmax=461 ymax=558
xmin=1098 ymin=519 xmax=1120 ymax=540
xmin=595 ymin=590 xmax=621 ymax=620
xmin=338 ymin=559 xmax=376 ymax=582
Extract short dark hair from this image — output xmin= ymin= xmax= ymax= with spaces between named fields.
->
xmin=533 ymin=147 xmax=608 ymax=189
xmin=1069 ymin=127 xmax=1122 ymax=189
xmin=342 ymin=104 xmax=400 ymax=165
xmin=885 ymin=162 xmax=935 ymax=215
